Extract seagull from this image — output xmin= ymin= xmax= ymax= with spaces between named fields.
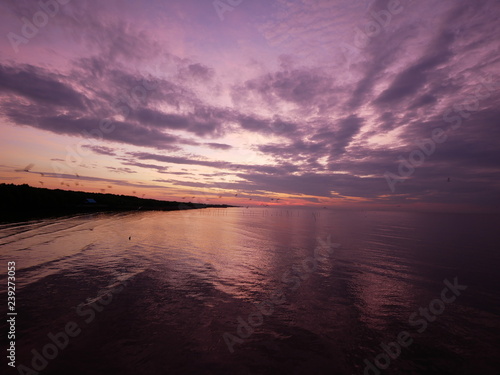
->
xmin=76 ymin=173 xmax=80 ymax=178
xmin=15 ymin=163 xmax=34 ymax=172
xmin=447 ymin=177 xmax=451 ymax=182
xmin=39 ymin=181 xmax=44 ymax=186
xmin=39 ymin=172 xmax=45 ymax=177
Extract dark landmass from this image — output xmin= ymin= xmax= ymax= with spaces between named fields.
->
xmin=0 ymin=183 xmax=235 ymax=223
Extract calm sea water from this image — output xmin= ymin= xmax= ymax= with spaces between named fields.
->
xmin=0 ymin=208 xmax=499 ymax=374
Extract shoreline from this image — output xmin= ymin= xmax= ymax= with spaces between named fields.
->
xmin=0 ymin=183 xmax=236 ymax=223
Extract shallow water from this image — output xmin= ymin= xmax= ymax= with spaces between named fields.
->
xmin=1 ymin=208 xmax=499 ymax=374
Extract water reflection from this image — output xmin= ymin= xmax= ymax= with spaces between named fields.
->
xmin=0 ymin=208 xmax=499 ymax=374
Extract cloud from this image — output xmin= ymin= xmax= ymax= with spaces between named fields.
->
xmin=105 ymin=166 xmax=137 ymax=174
xmin=129 ymin=151 xmax=231 ymax=169
xmin=118 ymin=160 xmax=169 ymax=174
xmin=132 ymin=106 xmax=230 ymax=137
xmin=178 ymin=63 xmax=215 ymax=82
xmin=34 ymin=114 xmax=183 ymax=150
xmin=127 ymin=151 xmax=300 ymax=176
xmin=83 ymin=145 xmax=117 ymax=156
xmin=0 ymin=64 xmax=87 ymax=109
xmin=374 ymin=31 xmax=455 ymax=106
xmin=236 ymin=114 xmax=299 ymax=136
xmin=205 ymin=143 xmax=232 ymax=150
xmin=232 ymin=67 xmax=339 ymax=115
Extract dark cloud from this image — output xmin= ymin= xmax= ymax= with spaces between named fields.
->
xmin=130 ymin=152 xmax=229 ymax=169
xmin=127 ymin=151 xmax=300 ymax=176
xmin=105 ymin=166 xmax=137 ymax=174
xmin=233 ymin=68 xmax=338 ymax=115
xmin=132 ymin=106 xmax=230 ymax=137
xmin=0 ymin=64 xmax=87 ymax=109
xmin=118 ymin=160 xmax=169 ymax=174
xmin=83 ymin=145 xmax=117 ymax=156
xmin=205 ymin=143 xmax=232 ymax=150
xmin=178 ymin=63 xmax=215 ymax=82
xmin=35 ymin=115 xmax=182 ymax=150
xmin=237 ymin=114 xmax=298 ymax=136
xmin=329 ymin=115 xmax=364 ymax=157
xmin=257 ymin=115 xmax=363 ymax=166
xmin=374 ymin=32 xmax=455 ymax=105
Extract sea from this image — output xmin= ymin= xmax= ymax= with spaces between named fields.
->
xmin=0 ymin=207 xmax=499 ymax=374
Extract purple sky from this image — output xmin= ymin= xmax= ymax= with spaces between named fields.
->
xmin=1 ymin=0 xmax=499 ymax=211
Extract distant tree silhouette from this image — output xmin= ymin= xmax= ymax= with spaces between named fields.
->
xmin=0 ymin=183 xmax=235 ymax=222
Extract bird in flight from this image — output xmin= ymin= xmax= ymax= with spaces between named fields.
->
xmin=447 ymin=177 xmax=451 ymax=182
xmin=39 ymin=181 xmax=44 ymax=186
xmin=15 ymin=163 xmax=34 ymax=172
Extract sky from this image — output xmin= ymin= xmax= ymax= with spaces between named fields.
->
xmin=0 ymin=0 xmax=499 ymax=212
